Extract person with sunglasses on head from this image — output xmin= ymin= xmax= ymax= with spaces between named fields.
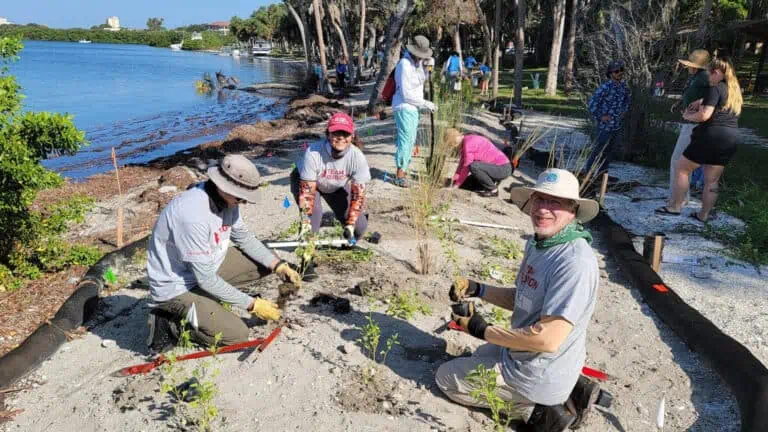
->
xmin=437 ymin=169 xmax=603 ymax=431
xmin=291 ymin=113 xmax=371 ymax=276
xmin=584 ymin=60 xmax=631 ymax=176
xmin=145 ymin=155 xmax=302 ymax=352
xmin=658 ymin=57 xmax=742 ymax=222
xmin=392 ymin=35 xmax=438 ymax=187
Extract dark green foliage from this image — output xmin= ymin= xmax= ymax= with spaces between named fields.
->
xmin=0 ymin=37 xmax=102 ymax=289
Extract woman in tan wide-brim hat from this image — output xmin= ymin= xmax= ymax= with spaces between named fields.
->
xmin=666 ymin=49 xmax=711 ymax=208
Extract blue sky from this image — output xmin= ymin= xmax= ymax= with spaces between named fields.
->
xmin=3 ymin=0 xmax=277 ymax=29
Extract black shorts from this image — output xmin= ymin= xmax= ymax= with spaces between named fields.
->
xmin=684 ymin=126 xmax=739 ymax=166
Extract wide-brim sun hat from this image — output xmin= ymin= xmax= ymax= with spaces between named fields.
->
xmin=510 ymin=168 xmax=599 ymax=223
xmin=207 ymin=154 xmax=263 ymax=203
xmin=678 ymin=49 xmax=710 ymax=70
xmin=406 ymin=35 xmax=433 ymax=59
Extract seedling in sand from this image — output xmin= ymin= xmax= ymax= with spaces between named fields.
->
xmin=478 ymin=264 xmax=517 ymax=285
xmin=466 ymin=365 xmax=521 ymax=432
xmin=358 ymin=314 xmax=381 ymax=361
xmin=386 ymin=290 xmax=432 ymax=320
xmin=484 ymin=236 xmax=524 ymax=261
xmin=487 ymin=307 xmax=511 ymax=328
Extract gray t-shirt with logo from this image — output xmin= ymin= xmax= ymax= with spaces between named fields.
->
xmin=146 ymin=185 xmax=273 ymax=307
xmin=499 ymin=237 xmax=599 ymax=405
xmin=297 ymin=140 xmax=371 ymax=193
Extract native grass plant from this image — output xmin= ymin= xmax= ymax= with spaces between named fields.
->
xmin=511 ymin=125 xmax=547 ymax=167
xmin=386 ymin=289 xmax=432 ymax=320
xmin=406 ymin=91 xmax=465 ymax=275
xmin=466 ymin=364 xmax=521 ymax=432
xmin=160 ymin=322 xmax=222 ymax=432
xmin=543 ymin=130 xmax=606 ymax=195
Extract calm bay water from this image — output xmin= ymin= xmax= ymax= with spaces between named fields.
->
xmin=12 ymin=41 xmax=304 ymax=179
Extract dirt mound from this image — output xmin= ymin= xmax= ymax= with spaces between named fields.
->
xmin=223 ymin=119 xmax=303 ymax=148
xmin=288 ymin=94 xmax=343 ymax=110
xmin=159 ymin=166 xmax=197 ymax=191
xmin=285 ymin=95 xmax=346 ymax=126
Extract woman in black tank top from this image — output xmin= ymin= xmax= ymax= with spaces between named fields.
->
xmin=656 ymin=58 xmax=742 ymax=222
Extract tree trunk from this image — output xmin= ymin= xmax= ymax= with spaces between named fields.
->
xmin=453 ymin=25 xmax=463 ymax=65
xmin=366 ymin=24 xmax=376 ymax=68
xmin=329 ymin=0 xmax=352 ymax=84
xmin=545 ymin=0 xmax=567 ymax=96
xmin=285 ymin=0 xmax=312 ymax=82
xmin=563 ymin=0 xmax=579 ymax=94
xmin=312 ymin=0 xmax=332 ymax=92
xmin=366 ymin=0 xmax=417 ymax=113
xmin=514 ymin=0 xmax=526 ymax=107
xmin=696 ymin=0 xmax=713 ymax=48
xmin=357 ymin=0 xmax=367 ymax=81
xmin=338 ymin=0 xmax=356 ymax=83
xmin=492 ymin=0 xmax=502 ymax=100
xmin=754 ymin=39 xmax=768 ymax=95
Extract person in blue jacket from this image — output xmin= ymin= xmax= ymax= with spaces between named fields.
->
xmin=465 ymin=55 xmax=477 ymax=70
xmin=442 ymin=51 xmax=463 ymax=87
xmin=584 ymin=61 xmax=631 ymax=175
xmin=335 ymin=56 xmax=347 ymax=89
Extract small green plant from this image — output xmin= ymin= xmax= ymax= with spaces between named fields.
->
xmin=278 ymin=221 xmax=301 ymax=239
xmin=386 ymin=290 xmax=432 ymax=320
xmin=103 ymin=267 xmax=118 ymax=285
xmin=314 ymin=247 xmax=374 ymax=265
xmin=358 ymin=314 xmax=381 ymax=361
xmin=487 ymin=307 xmax=511 ymax=328
xmin=160 ymin=325 xmax=222 ymax=431
xmin=380 ymin=333 xmax=400 ymax=365
xmin=484 ymin=236 xmax=524 ymax=261
xmin=478 ymin=264 xmax=517 ymax=285
xmin=466 ymin=365 xmax=520 ymax=432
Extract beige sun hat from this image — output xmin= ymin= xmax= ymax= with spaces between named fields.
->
xmin=406 ymin=35 xmax=433 ymax=59
xmin=207 ymin=154 xmax=264 ymax=203
xmin=678 ymin=49 xmax=710 ymax=70
xmin=510 ymin=168 xmax=599 ymax=223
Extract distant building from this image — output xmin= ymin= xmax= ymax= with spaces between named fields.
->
xmin=191 ymin=32 xmax=203 ymax=41
xmin=210 ymin=21 xmax=229 ymax=34
xmin=0 ymin=17 xmax=12 ymax=26
xmin=105 ymin=16 xmax=120 ymax=31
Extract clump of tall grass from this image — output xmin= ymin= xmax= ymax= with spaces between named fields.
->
xmin=405 ymin=91 xmax=465 ymax=274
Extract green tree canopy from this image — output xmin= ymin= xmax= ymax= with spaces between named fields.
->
xmin=146 ymin=17 xmax=165 ymax=31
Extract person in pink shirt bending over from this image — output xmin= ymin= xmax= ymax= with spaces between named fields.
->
xmin=447 ymin=128 xmax=513 ymax=197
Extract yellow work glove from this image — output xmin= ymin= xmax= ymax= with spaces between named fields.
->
xmin=250 ymin=298 xmax=281 ymax=321
xmin=449 ymin=276 xmax=481 ymax=301
xmin=275 ymin=260 xmax=303 ymax=289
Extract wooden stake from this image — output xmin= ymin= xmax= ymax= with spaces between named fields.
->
xmin=652 ymin=235 xmax=664 ymax=273
xmin=599 ymin=173 xmax=609 ymax=206
xmin=111 ymin=147 xmax=123 ymax=248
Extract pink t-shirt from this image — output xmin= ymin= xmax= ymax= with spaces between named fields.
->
xmin=453 ymin=135 xmax=510 ymax=187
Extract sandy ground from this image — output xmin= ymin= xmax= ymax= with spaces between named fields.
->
xmin=1 ymin=84 xmax=759 ymax=432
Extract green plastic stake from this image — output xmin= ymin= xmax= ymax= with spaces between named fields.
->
xmin=104 ymin=267 xmax=117 ymax=285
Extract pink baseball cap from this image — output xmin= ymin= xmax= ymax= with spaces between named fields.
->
xmin=327 ymin=112 xmax=355 ymax=134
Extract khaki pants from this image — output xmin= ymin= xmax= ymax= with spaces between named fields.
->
xmin=155 ymin=247 xmax=272 ymax=346
xmin=435 ymin=344 xmax=536 ymax=422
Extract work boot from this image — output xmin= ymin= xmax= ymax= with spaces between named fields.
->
xmin=147 ymin=310 xmax=178 ymax=354
xmin=568 ymin=376 xmax=602 ymax=429
xmin=524 ymin=404 xmax=576 ymax=432
xmin=300 ymin=257 xmax=319 ymax=282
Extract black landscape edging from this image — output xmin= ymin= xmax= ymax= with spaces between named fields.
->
xmin=594 ymin=212 xmax=768 ymax=432
xmin=0 ymin=236 xmax=149 ymax=389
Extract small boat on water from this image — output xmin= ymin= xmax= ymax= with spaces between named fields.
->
xmin=170 ymin=42 xmax=183 ymax=51
xmin=78 ymin=40 xmax=92 ymax=44
xmin=251 ymin=40 xmax=272 ymax=56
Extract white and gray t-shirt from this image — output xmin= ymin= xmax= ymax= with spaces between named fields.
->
xmin=297 ymin=140 xmax=371 ymax=193
xmin=146 ymin=185 xmax=272 ymax=306
xmin=500 ymin=238 xmax=599 ymax=405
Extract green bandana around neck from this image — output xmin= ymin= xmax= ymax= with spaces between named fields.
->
xmin=535 ymin=222 xmax=593 ymax=249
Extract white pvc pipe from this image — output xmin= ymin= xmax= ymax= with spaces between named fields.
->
xmin=429 ymin=216 xmax=519 ymax=231
xmin=264 ymin=239 xmax=352 ymax=249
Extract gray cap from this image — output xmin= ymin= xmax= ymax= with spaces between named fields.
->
xmin=406 ymin=35 xmax=433 ymax=59
xmin=207 ymin=154 xmax=263 ymax=203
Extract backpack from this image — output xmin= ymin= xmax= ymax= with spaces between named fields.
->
xmin=381 ymin=68 xmax=397 ymax=106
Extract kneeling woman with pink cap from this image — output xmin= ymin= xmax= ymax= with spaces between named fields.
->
xmin=290 ymin=113 xmax=371 ymax=273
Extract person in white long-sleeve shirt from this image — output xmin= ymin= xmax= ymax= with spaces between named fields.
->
xmin=392 ymin=35 xmax=437 ymax=187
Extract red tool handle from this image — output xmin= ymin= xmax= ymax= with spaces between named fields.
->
xmin=113 ymin=328 xmax=282 ymax=377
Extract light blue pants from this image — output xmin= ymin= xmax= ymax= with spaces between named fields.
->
xmin=394 ymin=108 xmax=420 ymax=170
